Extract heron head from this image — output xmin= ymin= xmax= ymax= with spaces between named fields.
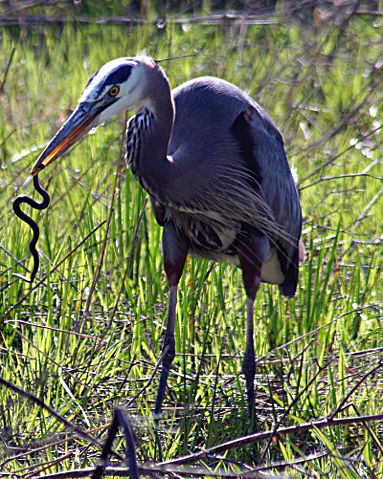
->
xmin=31 ymin=57 xmax=151 ymax=175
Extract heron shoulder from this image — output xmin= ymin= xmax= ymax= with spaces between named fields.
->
xmin=173 ymin=76 xmax=281 ymax=135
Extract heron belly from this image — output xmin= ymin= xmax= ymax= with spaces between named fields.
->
xmin=188 ymin=240 xmax=284 ymax=286
xmin=168 ymin=209 xmax=285 ymax=285
xmin=169 ymin=209 xmax=238 ymax=259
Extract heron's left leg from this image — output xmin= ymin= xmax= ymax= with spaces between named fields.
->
xmin=237 ymin=233 xmax=269 ymax=429
xmin=154 ymin=222 xmax=188 ymax=417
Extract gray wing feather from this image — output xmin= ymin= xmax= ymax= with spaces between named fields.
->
xmin=244 ymin=106 xmax=302 ymax=296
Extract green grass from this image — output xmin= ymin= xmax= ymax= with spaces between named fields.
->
xmin=1 ymin=4 xmax=383 ymax=478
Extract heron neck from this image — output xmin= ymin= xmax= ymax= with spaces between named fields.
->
xmin=127 ymin=68 xmax=174 ymax=200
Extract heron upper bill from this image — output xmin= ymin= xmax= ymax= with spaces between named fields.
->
xmin=31 ymin=102 xmax=100 ymax=176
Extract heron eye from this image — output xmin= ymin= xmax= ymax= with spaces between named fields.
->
xmin=108 ymin=86 xmax=120 ymax=97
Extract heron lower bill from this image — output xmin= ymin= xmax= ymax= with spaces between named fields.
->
xmin=31 ymin=102 xmax=104 ymax=175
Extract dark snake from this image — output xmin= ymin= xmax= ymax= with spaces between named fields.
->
xmin=12 ymin=175 xmax=50 ymax=283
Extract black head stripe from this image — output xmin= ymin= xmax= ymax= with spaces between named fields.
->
xmin=104 ymin=65 xmax=133 ymax=88
xmin=82 ymin=60 xmax=135 ymax=101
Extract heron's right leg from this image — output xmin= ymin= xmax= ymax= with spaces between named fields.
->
xmin=154 ymin=222 xmax=188 ymax=417
xmin=237 ymin=233 xmax=269 ymax=430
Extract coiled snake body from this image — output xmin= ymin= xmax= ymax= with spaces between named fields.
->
xmin=13 ymin=175 xmax=50 ymax=282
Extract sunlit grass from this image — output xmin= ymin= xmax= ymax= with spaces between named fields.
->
xmin=1 ymin=8 xmax=383 ymax=477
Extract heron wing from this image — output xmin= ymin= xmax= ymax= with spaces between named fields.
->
xmin=231 ymin=103 xmax=302 ymax=297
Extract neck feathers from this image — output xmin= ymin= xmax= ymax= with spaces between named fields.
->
xmin=125 ymin=60 xmax=174 ymax=198
xmin=126 ymin=108 xmax=154 ymax=178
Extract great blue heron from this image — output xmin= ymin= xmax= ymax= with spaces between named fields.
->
xmin=31 ymin=55 xmax=303 ymax=425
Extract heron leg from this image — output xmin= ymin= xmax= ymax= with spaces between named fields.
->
xmin=154 ymin=222 xmax=188 ymax=417
xmin=237 ymin=233 xmax=269 ymax=430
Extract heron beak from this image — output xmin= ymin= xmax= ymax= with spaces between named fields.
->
xmin=31 ymin=101 xmax=103 ymax=176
